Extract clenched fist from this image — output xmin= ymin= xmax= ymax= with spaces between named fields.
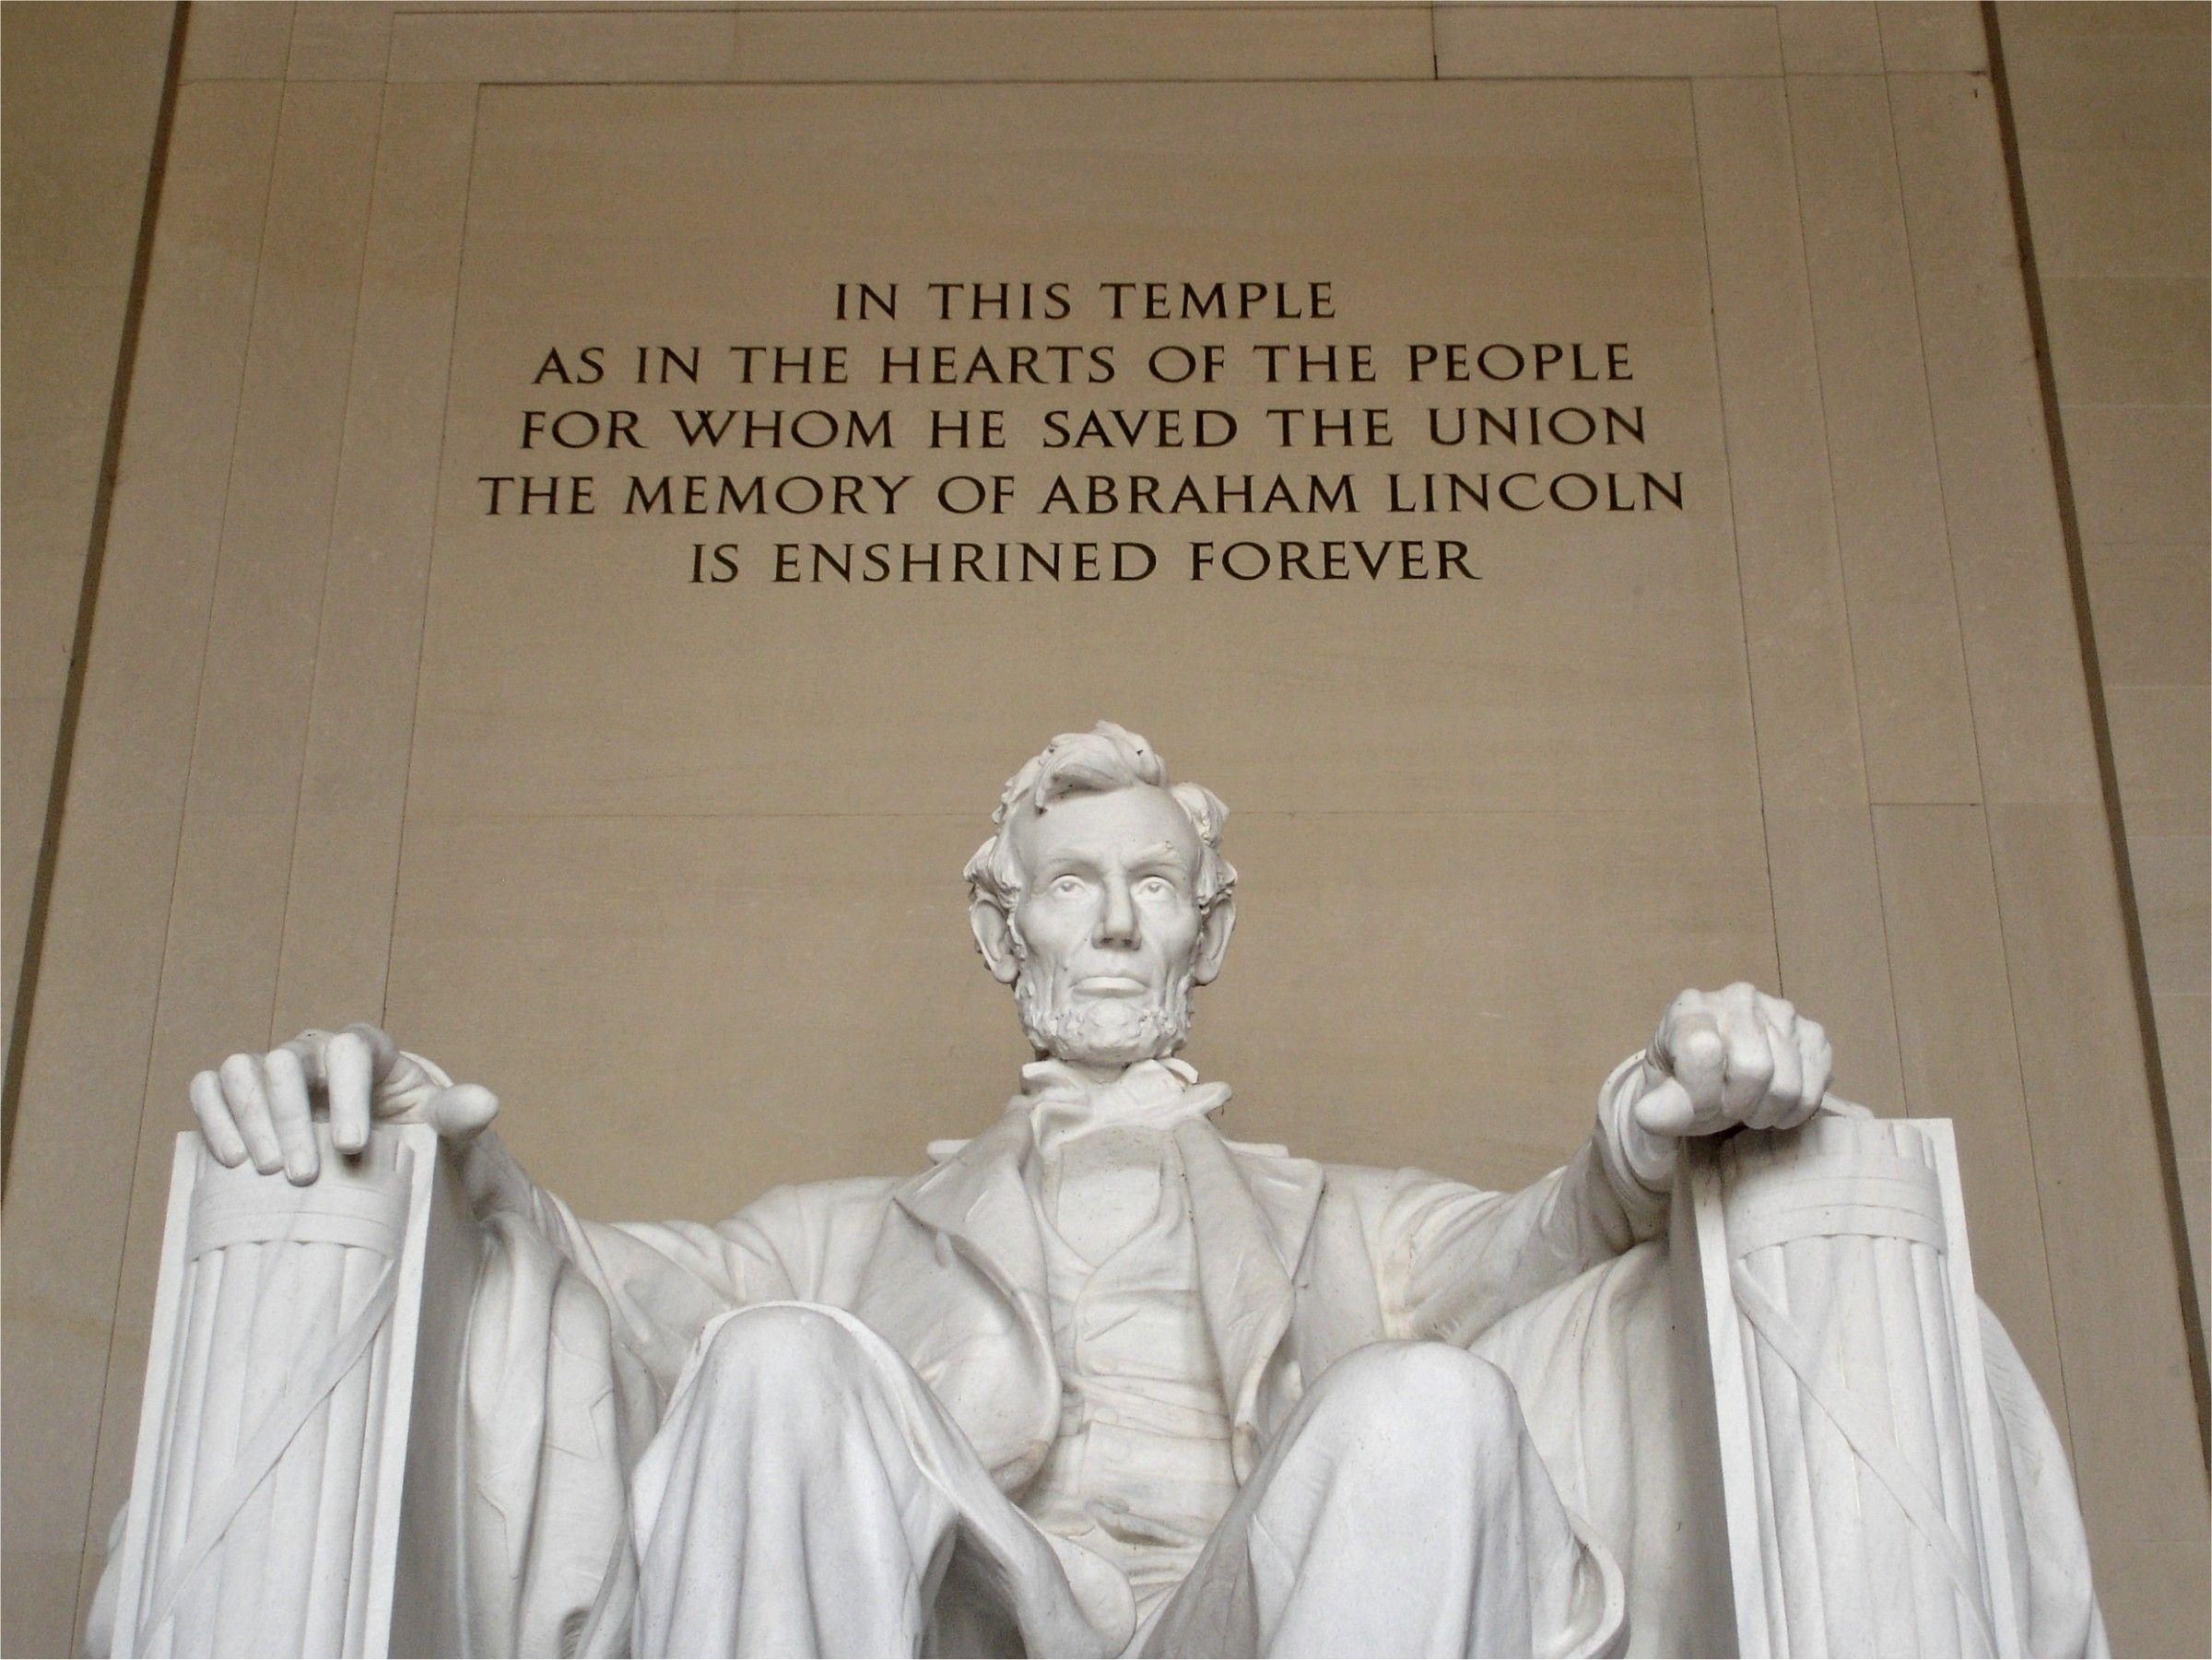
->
xmin=1630 ymin=983 xmax=1833 ymax=1139
xmin=189 ymin=1022 xmax=498 ymax=1184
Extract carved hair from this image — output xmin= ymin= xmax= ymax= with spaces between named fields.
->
xmin=965 ymin=722 xmax=1236 ymax=916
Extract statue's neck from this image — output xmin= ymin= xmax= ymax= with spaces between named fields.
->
xmin=1036 ymin=1056 xmax=1141 ymax=1089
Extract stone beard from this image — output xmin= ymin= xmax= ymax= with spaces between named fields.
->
xmin=1014 ymin=949 xmax=1196 ymax=1065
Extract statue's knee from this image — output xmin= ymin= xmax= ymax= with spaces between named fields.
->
xmin=1312 ymin=1342 xmax=1524 ymax=1456
xmin=695 ymin=1304 xmax=858 ymax=1395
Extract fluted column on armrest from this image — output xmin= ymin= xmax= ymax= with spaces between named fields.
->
xmin=103 ymin=1124 xmax=473 ymax=1658
xmin=1680 ymin=1115 xmax=2029 ymax=1659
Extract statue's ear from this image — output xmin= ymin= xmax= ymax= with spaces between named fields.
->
xmin=1193 ymin=894 xmax=1236 ymax=986
xmin=970 ymin=895 xmax=1021 ymax=984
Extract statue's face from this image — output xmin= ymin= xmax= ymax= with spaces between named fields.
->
xmin=1006 ymin=784 xmax=1212 ymax=1066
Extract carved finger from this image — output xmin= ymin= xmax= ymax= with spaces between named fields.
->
xmin=264 ymin=1046 xmax=319 ymax=1183
xmin=278 ymin=1030 xmax=336 ymax=1092
xmin=427 ymin=1083 xmax=499 ymax=1146
xmin=1763 ymin=1020 xmax=1806 ymax=1128
xmin=343 ymin=1022 xmax=403 ymax=1092
xmin=325 ymin=1030 xmax=374 ymax=1135
xmin=219 ymin=1052 xmax=282 ymax=1175
xmin=309 ymin=1038 xmax=370 ymax=1153
xmin=1658 ymin=990 xmax=1726 ymax=1111
xmin=1655 ymin=987 xmax=1707 ymax=1050
xmin=1799 ymin=1019 xmax=1834 ymax=1114
xmin=1633 ymin=1074 xmax=1700 ymax=1138
xmin=189 ymin=1068 xmax=250 ymax=1167
xmin=1718 ymin=1003 xmax=1774 ymax=1121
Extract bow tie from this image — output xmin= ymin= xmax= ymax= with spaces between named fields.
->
xmin=1018 ymin=1058 xmax=1232 ymax=1156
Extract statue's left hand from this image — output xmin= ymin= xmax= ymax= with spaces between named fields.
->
xmin=1630 ymin=983 xmax=1832 ymax=1138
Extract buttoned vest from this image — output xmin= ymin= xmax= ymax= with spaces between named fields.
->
xmin=1021 ymin=1136 xmax=1241 ymax=1613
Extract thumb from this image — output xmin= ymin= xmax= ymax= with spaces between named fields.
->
xmin=1633 ymin=1074 xmax=1699 ymax=1138
xmin=425 ymin=1083 xmax=499 ymax=1145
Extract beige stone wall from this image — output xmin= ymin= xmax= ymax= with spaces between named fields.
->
xmin=0 ymin=0 xmax=176 ymax=1110
xmin=3 ymin=5 xmax=2205 ymax=1654
xmin=1995 ymin=0 xmax=2210 ymax=1349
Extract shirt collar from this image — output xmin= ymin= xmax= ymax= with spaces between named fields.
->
xmin=1019 ymin=1057 xmax=1231 ymax=1158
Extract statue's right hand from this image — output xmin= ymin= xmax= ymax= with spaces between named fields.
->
xmin=189 ymin=1023 xmax=499 ymax=1185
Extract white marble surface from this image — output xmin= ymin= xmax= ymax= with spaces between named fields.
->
xmin=1683 ymin=1114 xmax=2101 ymax=1656
xmin=109 ymin=724 xmax=2100 ymax=1656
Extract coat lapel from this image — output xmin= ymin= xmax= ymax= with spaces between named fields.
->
xmin=1173 ymin=1121 xmax=1324 ymax=1478
xmin=895 ymin=1103 xmax=1046 ymax=1285
xmin=853 ymin=1106 xmax=1062 ymax=1490
xmin=854 ymin=1094 xmax=1330 ymax=1489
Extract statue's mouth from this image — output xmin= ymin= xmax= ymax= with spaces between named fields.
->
xmin=1073 ymin=975 xmax=1148 ymax=998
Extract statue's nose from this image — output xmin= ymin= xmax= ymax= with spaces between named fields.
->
xmin=1094 ymin=877 xmax=1139 ymax=947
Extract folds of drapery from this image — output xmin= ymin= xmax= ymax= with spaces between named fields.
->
xmin=1467 ymin=1244 xmax=2106 ymax=1658
xmin=455 ymin=1214 xmax=659 ymax=1656
xmin=456 ymin=1218 xmax=2101 ymax=1657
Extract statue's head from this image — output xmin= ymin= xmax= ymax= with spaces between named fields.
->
xmin=966 ymin=723 xmax=1237 ymax=1067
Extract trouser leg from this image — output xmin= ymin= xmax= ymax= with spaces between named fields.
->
xmin=1142 ymin=1342 xmax=1622 ymax=1658
xmin=629 ymin=1302 xmax=974 ymax=1656
xmin=629 ymin=1301 xmax=1122 ymax=1658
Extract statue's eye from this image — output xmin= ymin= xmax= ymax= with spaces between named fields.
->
xmin=1050 ymin=876 xmax=1087 ymax=899
xmin=1136 ymin=877 xmax=1174 ymax=899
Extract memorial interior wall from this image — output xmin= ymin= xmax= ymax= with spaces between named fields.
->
xmin=2 ymin=5 xmax=2204 ymax=1654
xmin=1 ymin=0 xmax=176 ymax=1115
xmin=1992 ymin=0 xmax=2210 ymax=1350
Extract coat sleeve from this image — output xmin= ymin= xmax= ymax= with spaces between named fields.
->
xmin=456 ymin=1130 xmax=838 ymax=1395
xmin=1376 ymin=1055 xmax=1673 ymax=1345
